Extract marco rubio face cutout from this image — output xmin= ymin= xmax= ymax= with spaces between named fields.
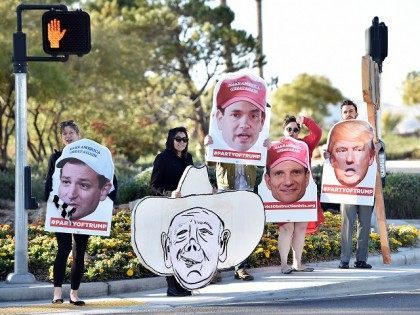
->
xmin=206 ymin=70 xmax=271 ymax=166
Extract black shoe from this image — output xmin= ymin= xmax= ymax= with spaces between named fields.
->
xmin=338 ymin=261 xmax=349 ymax=269
xmin=69 ymin=298 xmax=85 ymax=306
xmin=51 ymin=298 xmax=63 ymax=304
xmin=210 ymin=271 xmax=222 ymax=284
xmin=167 ymin=289 xmax=192 ymax=297
xmin=234 ymin=268 xmax=254 ymax=281
xmin=354 ymin=261 xmax=372 ymax=269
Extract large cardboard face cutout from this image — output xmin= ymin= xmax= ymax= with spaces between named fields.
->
xmin=131 ymin=165 xmax=265 ymax=290
xmin=44 ymin=139 xmax=115 ymax=236
xmin=205 ymin=70 xmax=271 ymax=166
xmin=258 ymin=137 xmax=318 ymax=222
xmin=320 ymin=120 xmax=376 ymax=206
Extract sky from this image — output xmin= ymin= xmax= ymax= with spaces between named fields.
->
xmin=226 ymin=0 xmax=420 ymax=109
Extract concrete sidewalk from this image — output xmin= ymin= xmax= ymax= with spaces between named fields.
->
xmin=1 ymin=246 xmax=419 ymax=305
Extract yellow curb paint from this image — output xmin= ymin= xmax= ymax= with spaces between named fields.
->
xmin=0 ymin=299 xmax=146 ymax=314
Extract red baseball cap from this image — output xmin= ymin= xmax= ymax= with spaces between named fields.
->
xmin=215 ymin=72 xmax=267 ymax=112
xmin=266 ymin=137 xmax=309 ymax=169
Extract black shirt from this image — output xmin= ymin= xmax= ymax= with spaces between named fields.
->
xmin=150 ymin=149 xmax=193 ymax=196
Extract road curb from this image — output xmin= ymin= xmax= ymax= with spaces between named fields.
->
xmin=0 ymin=246 xmax=418 ymax=302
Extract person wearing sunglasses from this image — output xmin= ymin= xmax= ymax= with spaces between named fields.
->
xmin=276 ymin=114 xmax=322 ymax=274
xmin=150 ymin=126 xmax=194 ymax=296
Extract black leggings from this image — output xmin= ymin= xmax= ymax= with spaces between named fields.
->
xmin=53 ymin=233 xmax=90 ymax=290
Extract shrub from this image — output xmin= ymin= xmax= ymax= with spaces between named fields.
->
xmin=248 ymin=211 xmax=418 ymax=268
xmin=117 ymin=167 xmax=152 ymax=204
xmin=0 ymin=169 xmax=14 ymax=200
xmin=383 ymin=173 xmax=420 ymax=219
xmin=382 ymin=134 xmax=420 ymax=160
xmin=0 ymin=211 xmax=418 ymax=282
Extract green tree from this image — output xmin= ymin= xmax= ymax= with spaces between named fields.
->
xmin=0 ymin=0 xmax=259 ymax=167
xmin=80 ymin=0 xmax=259 ymax=160
xmin=270 ymin=73 xmax=343 ymax=137
xmin=0 ymin=0 xmax=79 ymax=168
xmin=402 ymin=71 xmax=420 ymax=105
xmin=381 ymin=110 xmax=403 ymax=135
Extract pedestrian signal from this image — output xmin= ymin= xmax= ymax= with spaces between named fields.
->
xmin=365 ymin=16 xmax=387 ymax=73
xmin=42 ymin=10 xmax=91 ymax=56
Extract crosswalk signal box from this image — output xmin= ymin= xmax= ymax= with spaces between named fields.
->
xmin=42 ymin=10 xmax=91 ymax=56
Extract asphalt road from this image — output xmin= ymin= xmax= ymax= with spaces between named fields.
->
xmin=134 ymin=292 xmax=420 ymax=315
xmin=385 ymin=160 xmax=420 ymax=174
xmin=120 ymin=271 xmax=420 ymax=314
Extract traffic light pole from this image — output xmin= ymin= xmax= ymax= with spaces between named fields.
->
xmin=362 ymin=16 xmax=391 ymax=264
xmin=6 ymin=3 xmax=68 ymax=284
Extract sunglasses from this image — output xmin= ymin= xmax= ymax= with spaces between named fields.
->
xmin=286 ymin=127 xmax=300 ymax=133
xmin=174 ymin=137 xmax=189 ymax=143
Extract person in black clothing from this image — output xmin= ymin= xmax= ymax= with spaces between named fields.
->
xmin=150 ymin=126 xmax=194 ymax=296
xmin=45 ymin=121 xmax=118 ymax=306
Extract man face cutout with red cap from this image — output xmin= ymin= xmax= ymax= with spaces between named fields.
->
xmin=215 ymin=73 xmax=267 ymax=152
xmin=264 ymin=138 xmax=310 ymax=203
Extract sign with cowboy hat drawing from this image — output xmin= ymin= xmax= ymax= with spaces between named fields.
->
xmin=131 ymin=165 xmax=265 ymax=290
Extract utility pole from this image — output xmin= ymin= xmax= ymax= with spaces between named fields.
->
xmin=256 ymin=0 xmax=263 ymax=78
xmin=362 ymin=17 xmax=391 ymax=264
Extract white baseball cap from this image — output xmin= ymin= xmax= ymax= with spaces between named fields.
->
xmin=56 ymin=138 xmax=114 ymax=183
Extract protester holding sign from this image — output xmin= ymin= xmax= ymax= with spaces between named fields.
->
xmin=323 ymin=100 xmax=375 ymax=270
xmin=264 ymin=115 xmax=322 ymax=274
xmin=47 ymin=137 xmax=115 ymax=306
xmin=204 ymin=71 xmax=269 ymax=282
xmin=264 ymin=137 xmax=317 ymax=274
xmin=150 ymin=126 xmax=194 ymax=296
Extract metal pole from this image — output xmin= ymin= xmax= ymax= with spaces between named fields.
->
xmin=6 ymin=73 xmax=35 ymax=284
xmin=6 ymin=3 xmax=71 ymax=284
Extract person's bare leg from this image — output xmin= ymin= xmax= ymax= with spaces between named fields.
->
xmin=292 ymin=222 xmax=308 ymax=270
xmin=53 ymin=286 xmax=62 ymax=300
xmin=278 ymin=223 xmax=294 ymax=273
xmin=70 ymin=289 xmax=80 ymax=301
